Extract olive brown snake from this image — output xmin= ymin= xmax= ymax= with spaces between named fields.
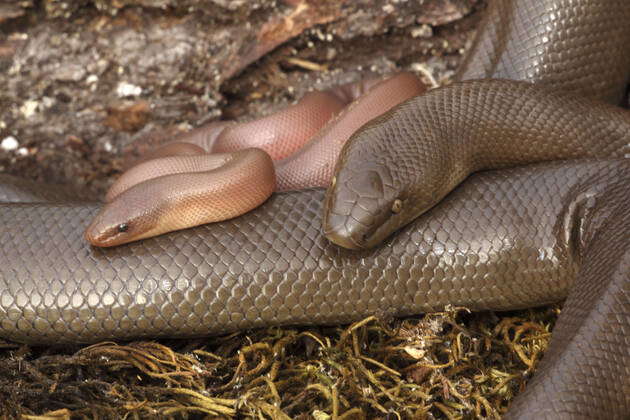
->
xmin=1 ymin=0 xmax=630 ymax=418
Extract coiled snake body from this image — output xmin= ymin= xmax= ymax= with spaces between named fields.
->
xmin=1 ymin=0 xmax=629 ymax=418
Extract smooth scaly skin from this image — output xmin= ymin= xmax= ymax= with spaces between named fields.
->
xmin=455 ymin=0 xmax=630 ymax=104
xmin=0 ymin=161 xmax=623 ymax=336
xmin=0 ymin=160 xmax=628 ymax=419
xmin=1 ymin=0 xmax=630 ymax=418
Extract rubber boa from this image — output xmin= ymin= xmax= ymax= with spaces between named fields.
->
xmin=0 ymin=0 xmax=629 ymax=418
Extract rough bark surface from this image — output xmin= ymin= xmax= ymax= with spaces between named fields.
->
xmin=0 ymin=0 xmax=479 ymax=197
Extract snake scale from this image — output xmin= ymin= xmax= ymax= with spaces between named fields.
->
xmin=0 ymin=0 xmax=629 ymax=418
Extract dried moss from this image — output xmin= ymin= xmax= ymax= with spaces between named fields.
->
xmin=0 ymin=305 xmax=559 ymax=418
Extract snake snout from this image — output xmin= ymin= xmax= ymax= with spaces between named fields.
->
xmin=323 ymin=168 xmax=400 ymax=250
xmin=84 ymin=196 xmax=157 ymax=247
xmin=84 ymin=207 xmax=131 ymax=247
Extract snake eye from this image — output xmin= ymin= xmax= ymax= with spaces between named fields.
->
xmin=117 ymin=223 xmax=129 ymax=233
xmin=391 ymin=199 xmax=403 ymax=214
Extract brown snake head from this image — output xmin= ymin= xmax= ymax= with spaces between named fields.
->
xmin=84 ymin=187 xmax=162 ymax=247
xmin=86 ymin=149 xmax=276 ymax=247
xmin=322 ymin=100 xmax=451 ymax=250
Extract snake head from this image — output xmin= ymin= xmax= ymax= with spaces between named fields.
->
xmin=323 ymin=100 xmax=450 ymax=250
xmin=323 ymin=161 xmax=442 ymax=250
xmin=323 ymin=162 xmax=399 ymax=249
xmin=84 ymin=184 xmax=161 ymax=247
